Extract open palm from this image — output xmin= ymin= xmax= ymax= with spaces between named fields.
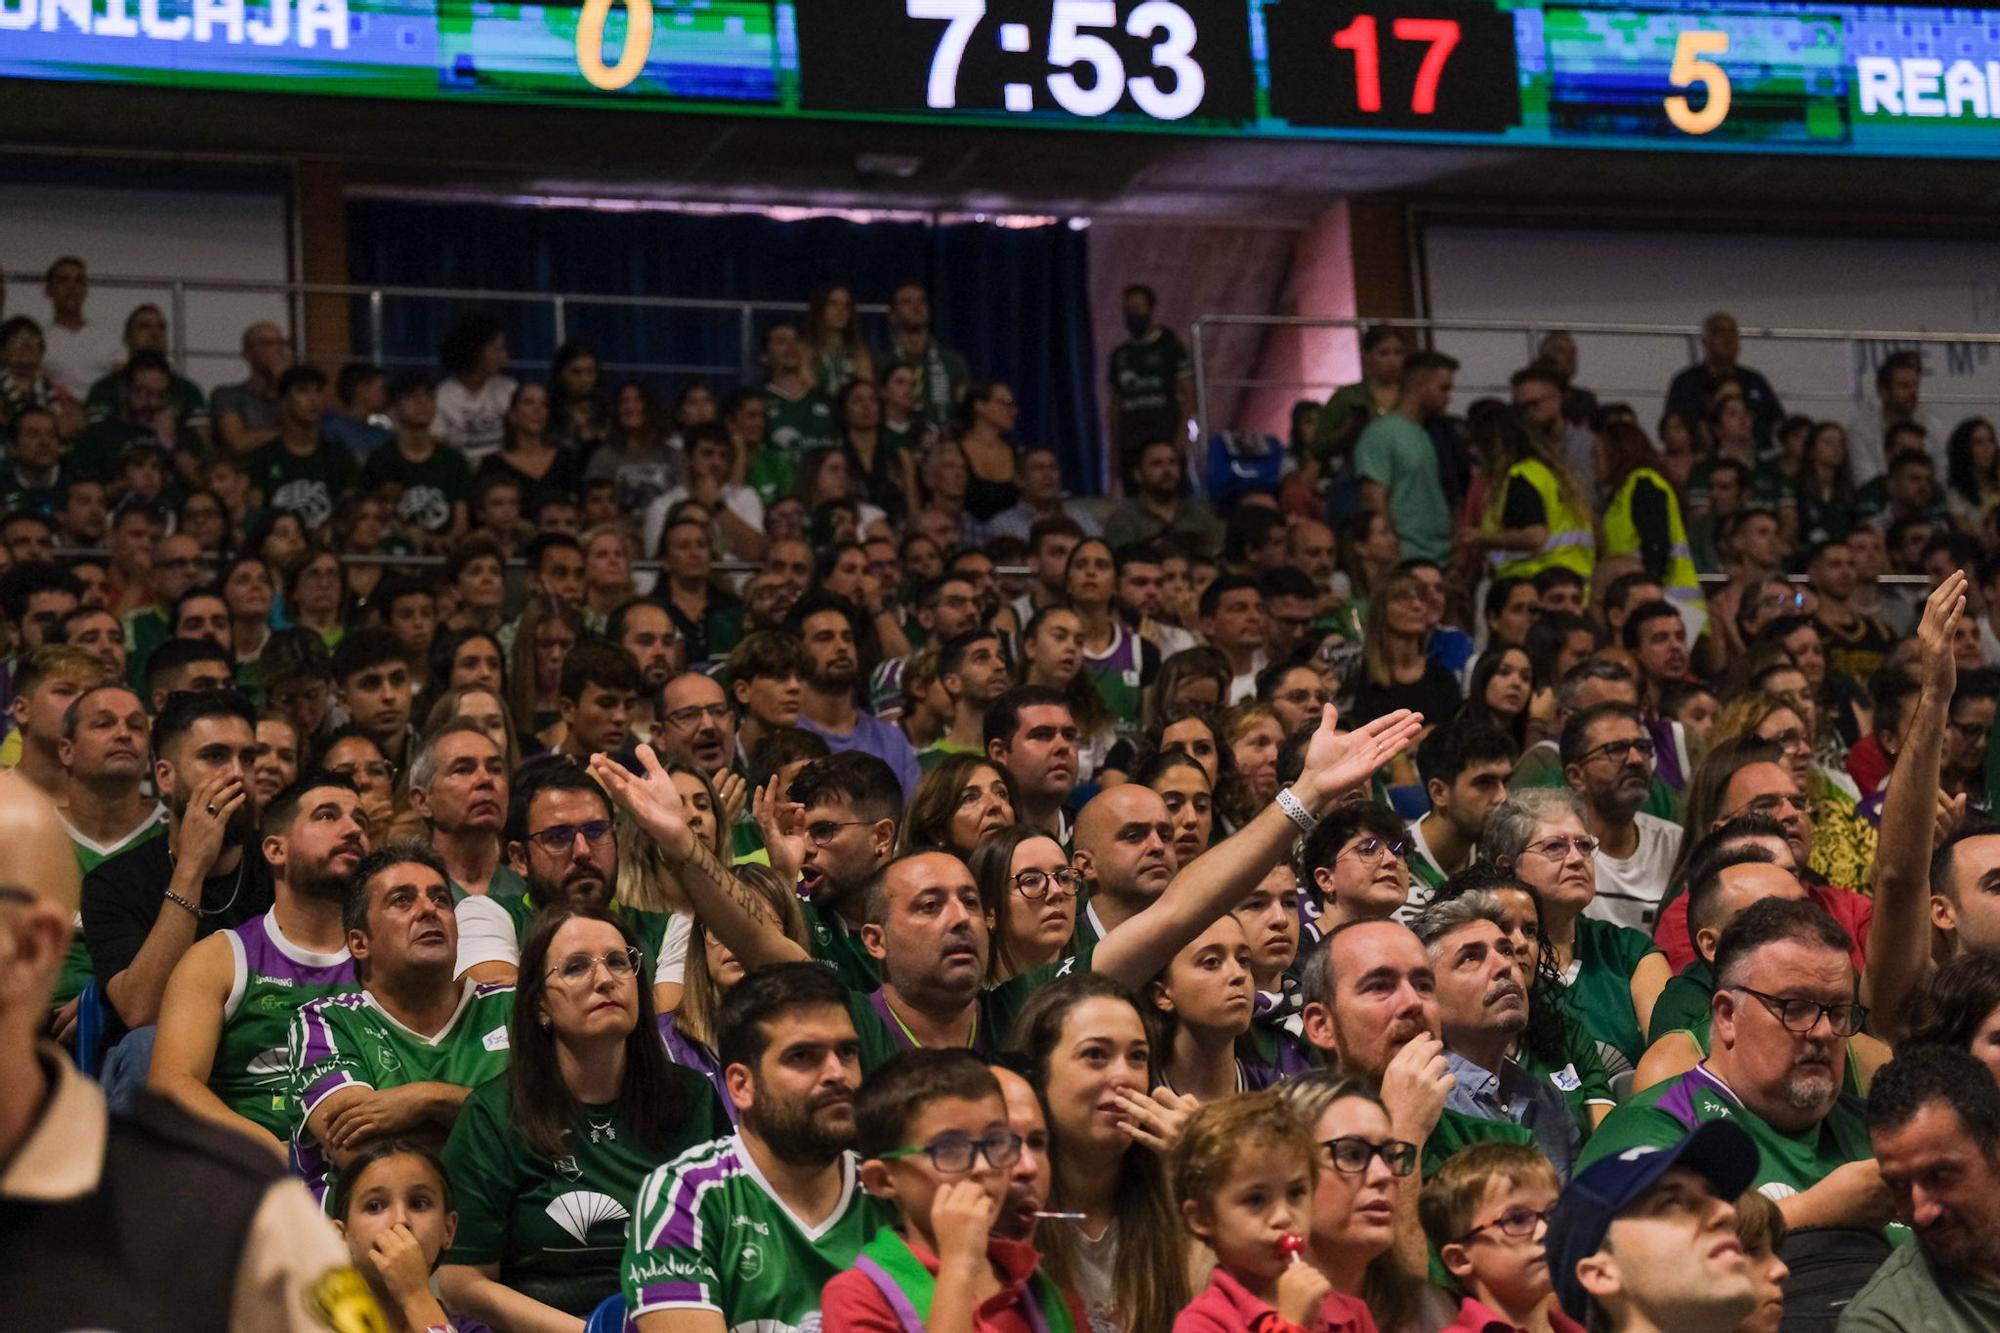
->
xmin=1300 ymin=704 xmax=1425 ymax=802
xmin=588 ymin=746 xmax=693 ymax=858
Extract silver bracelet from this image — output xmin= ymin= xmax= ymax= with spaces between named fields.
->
xmin=1275 ymin=786 xmax=1318 ymax=834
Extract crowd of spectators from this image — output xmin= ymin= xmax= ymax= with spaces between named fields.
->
xmin=4 ymin=252 xmax=2000 ymax=1333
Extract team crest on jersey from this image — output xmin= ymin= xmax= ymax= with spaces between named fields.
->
xmin=373 ymin=1044 xmax=403 ymax=1073
xmin=553 ymin=1154 xmax=582 ymax=1181
xmin=737 ymin=1239 xmax=766 ymax=1280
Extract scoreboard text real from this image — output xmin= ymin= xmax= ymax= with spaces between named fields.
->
xmin=4 ymin=0 xmax=2000 ymax=157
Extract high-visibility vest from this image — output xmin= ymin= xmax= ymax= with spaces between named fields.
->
xmin=1485 ymin=460 xmax=1596 ymax=580
xmin=1604 ymin=466 xmax=1709 ymax=639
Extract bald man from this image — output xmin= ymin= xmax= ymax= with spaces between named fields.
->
xmin=0 ymin=772 xmax=371 ymax=1329
xmin=1070 ymin=783 xmax=1176 ymax=961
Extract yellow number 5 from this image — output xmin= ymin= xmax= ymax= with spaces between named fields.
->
xmin=577 ymin=0 xmax=653 ymax=90
xmin=1665 ymin=30 xmax=1730 ymax=134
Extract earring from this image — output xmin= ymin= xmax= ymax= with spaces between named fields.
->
xmin=539 ymin=1016 xmax=552 ymax=1031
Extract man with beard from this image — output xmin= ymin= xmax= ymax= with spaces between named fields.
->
xmin=985 ymin=685 xmax=1080 ymax=842
xmin=1579 ymin=900 xmax=1895 ymax=1246
xmin=1103 ymin=438 xmax=1224 ymax=558
xmin=789 ymin=591 xmax=920 ymax=799
xmin=1563 ymin=703 xmax=1682 ymax=931
xmin=1299 ymin=917 xmax=1530 ymax=1274
xmin=82 ymin=690 xmax=271 ymax=1077
xmin=623 ymin=961 xmax=893 ymax=1333
xmin=406 ymin=721 xmax=521 ymax=960
xmin=660 ymin=672 xmax=739 ymax=784
xmin=919 ymin=628 xmax=1008 ymax=770
xmin=609 ymin=599 xmax=684 ymax=691
xmin=50 ymin=684 xmax=166 ymax=1040
xmin=1844 ymin=1046 xmax=2000 ymax=1330
xmin=148 ymin=774 xmax=366 ymax=1157
xmin=553 ymin=641 xmax=640 ymax=762
xmin=1621 ymin=600 xmax=1697 ymax=791
xmin=1419 ymin=892 xmax=1580 ymax=1178
xmin=870 ymin=574 xmax=982 ymax=721
xmin=289 ymin=843 xmax=513 ymax=1206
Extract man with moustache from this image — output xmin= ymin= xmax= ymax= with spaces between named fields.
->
xmin=1563 ymin=702 xmax=1682 ymax=931
xmin=1419 ymin=892 xmax=1581 ymax=1178
xmin=790 ymin=591 xmax=920 ymax=799
xmin=148 ymin=774 xmax=367 ymax=1157
xmin=289 ymin=842 xmax=514 ymax=1207
xmin=623 ymin=962 xmax=894 ymax=1333
xmin=609 ymin=599 xmax=684 ymax=691
xmin=1843 ymin=1046 xmax=2000 ymax=1330
xmin=985 ymin=685 xmax=1080 ymax=842
xmin=1580 ymin=900 xmax=1897 ymax=1267
xmin=82 ymin=691 xmax=272 ymax=1073
xmin=659 ymin=672 xmax=740 ymax=785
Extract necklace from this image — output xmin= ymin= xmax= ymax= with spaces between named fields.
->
xmin=585 ymin=1112 xmax=617 ymax=1144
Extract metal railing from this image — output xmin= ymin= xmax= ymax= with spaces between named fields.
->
xmin=1 ymin=269 xmax=890 ymax=388
xmin=1189 ymin=313 xmax=2000 ymax=441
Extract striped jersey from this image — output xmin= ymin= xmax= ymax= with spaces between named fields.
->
xmin=215 ymin=909 xmax=356 ymax=1138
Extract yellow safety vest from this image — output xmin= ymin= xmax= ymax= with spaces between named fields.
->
xmin=1485 ymin=460 xmax=1596 ymax=581
xmin=1603 ymin=466 xmax=1709 ymax=638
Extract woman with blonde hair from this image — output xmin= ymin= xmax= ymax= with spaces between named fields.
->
xmin=1467 ymin=400 xmax=1595 ymax=586
xmin=578 ymin=522 xmax=637 ymax=633
xmin=1346 ymin=568 xmax=1462 ymax=730
xmin=422 ymin=683 xmax=521 ymax=774
xmin=1709 ymin=691 xmax=1875 ymax=892
xmin=1221 ymin=701 xmax=1286 ymax=808
xmin=505 ymin=594 xmax=582 ymax=742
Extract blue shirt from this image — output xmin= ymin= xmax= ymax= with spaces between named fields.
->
xmin=798 ymin=711 xmax=923 ymax=802
xmin=1443 ymin=1048 xmax=1582 ymax=1181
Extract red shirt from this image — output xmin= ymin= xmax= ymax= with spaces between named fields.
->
xmin=1173 ymin=1266 xmax=1380 ymax=1333
xmin=819 ymin=1233 xmax=1087 ymax=1333
xmin=1439 ymin=1294 xmax=1588 ymax=1333
xmin=1652 ymin=878 xmax=1873 ymax=975
xmin=1847 ymin=733 xmax=1892 ymax=797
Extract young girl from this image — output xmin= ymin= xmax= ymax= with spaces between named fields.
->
xmin=333 ymin=1139 xmax=488 ymax=1333
xmin=1170 ymin=1092 xmax=1373 ymax=1333
xmin=1151 ymin=916 xmax=1274 ymax=1103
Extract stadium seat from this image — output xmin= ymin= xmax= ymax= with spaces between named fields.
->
xmin=584 ymin=1291 xmax=626 ymax=1333
xmin=73 ymin=979 xmax=105 ymax=1078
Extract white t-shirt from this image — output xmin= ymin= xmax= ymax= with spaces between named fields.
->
xmin=453 ymin=894 xmax=520 ymax=975
xmin=431 ymin=374 xmax=518 ymax=459
xmin=41 ymin=320 xmax=123 ymax=399
xmin=1227 ymin=649 xmax=1271 ymax=704
xmin=1586 ymin=811 xmax=1684 ymax=932
xmin=639 ymin=484 xmax=766 ymax=590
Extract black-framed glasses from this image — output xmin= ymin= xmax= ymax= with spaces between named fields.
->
xmin=806 ymin=819 xmax=868 ymax=847
xmin=1728 ymin=985 xmax=1868 ymax=1037
xmin=1719 ymin=793 xmax=1808 ymax=823
xmin=1454 ymin=1203 xmax=1555 ymax=1246
xmin=1581 ymin=736 xmax=1656 ymax=765
xmin=1013 ymin=867 xmax=1082 ymax=901
xmin=1339 ymin=837 xmax=1410 ymax=865
xmin=529 ymin=820 xmax=614 ymax=855
xmin=1523 ymin=835 xmax=1599 ymax=861
xmin=664 ymin=703 xmax=732 ymax=729
xmin=1320 ymin=1137 xmax=1418 ymax=1178
xmin=548 ymin=947 xmax=642 ymax=986
xmin=880 ymin=1129 xmax=1023 ymax=1174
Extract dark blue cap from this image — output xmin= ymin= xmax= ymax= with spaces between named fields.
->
xmin=1546 ymin=1120 xmax=1761 ymax=1323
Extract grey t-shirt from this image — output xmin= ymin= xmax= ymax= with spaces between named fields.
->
xmin=1840 ymin=1240 xmax=2000 ymax=1331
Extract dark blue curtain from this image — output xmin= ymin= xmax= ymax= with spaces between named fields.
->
xmin=345 ymin=200 xmax=1103 ymax=494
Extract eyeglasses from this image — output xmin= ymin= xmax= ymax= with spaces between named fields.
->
xmin=1728 ymin=985 xmax=1868 ymax=1037
xmin=1454 ymin=1203 xmax=1556 ymax=1246
xmin=664 ymin=703 xmax=732 ymax=729
xmin=806 ymin=819 xmax=868 ymax=847
xmin=529 ymin=820 xmax=614 ymax=854
xmin=1762 ymin=728 xmax=1811 ymax=751
xmin=548 ymin=947 xmax=642 ymax=986
xmin=1013 ymin=867 xmax=1082 ymax=900
xmin=1580 ymin=737 xmax=1655 ymax=765
xmin=1522 ymin=836 xmax=1599 ymax=860
xmin=1720 ymin=793 xmax=1808 ymax=823
xmin=881 ymin=1129 xmax=1023 ymax=1174
xmin=1339 ymin=836 xmax=1410 ymax=865
xmin=330 ymin=760 xmax=396 ymax=784
xmin=1320 ymin=1137 xmax=1418 ymax=1178
xmin=1276 ymin=688 xmax=1330 ymax=707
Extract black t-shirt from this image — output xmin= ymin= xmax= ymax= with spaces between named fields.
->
xmin=1501 ymin=473 xmax=1548 ymax=528
xmin=1630 ymin=474 xmax=1673 ymax=577
xmin=81 ymin=834 xmax=274 ymax=1041
xmin=1348 ymin=661 xmax=1464 ymax=730
xmin=1108 ymin=330 xmax=1190 ymax=451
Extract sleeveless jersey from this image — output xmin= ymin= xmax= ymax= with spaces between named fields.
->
xmin=216 ymin=909 xmax=356 ymax=1137
xmin=624 ymin=1133 xmax=894 ymax=1333
xmin=1081 ymin=622 xmax=1145 ymax=739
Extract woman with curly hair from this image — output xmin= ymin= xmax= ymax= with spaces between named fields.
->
xmin=1708 ymin=690 xmax=1875 ymax=894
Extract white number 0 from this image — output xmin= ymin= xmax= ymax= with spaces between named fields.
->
xmin=909 ymin=0 xmax=988 ymax=110
xmin=1126 ymin=1 xmax=1204 ymax=119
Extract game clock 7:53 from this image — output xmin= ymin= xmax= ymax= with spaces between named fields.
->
xmin=794 ymin=0 xmax=1257 ymax=124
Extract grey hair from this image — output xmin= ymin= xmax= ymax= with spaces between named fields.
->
xmin=407 ymin=716 xmax=499 ymax=794
xmin=1482 ymin=788 xmax=1588 ymax=867
xmin=1555 ymin=659 xmax=1634 ymax=715
xmin=1412 ymin=889 xmax=1508 ymax=953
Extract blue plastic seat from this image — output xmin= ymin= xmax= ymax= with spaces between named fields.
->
xmin=73 ymin=980 xmax=106 ymax=1077
xmin=584 ymin=1292 xmax=626 ymax=1333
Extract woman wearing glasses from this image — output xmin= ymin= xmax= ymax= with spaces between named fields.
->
xmin=1710 ymin=692 xmax=1875 ymax=896
xmin=438 ymin=908 xmax=724 ymax=1327
xmin=1274 ymin=1070 xmax=1442 ymax=1333
xmin=1303 ymin=804 xmax=1417 ymax=932
xmin=1486 ymin=789 xmax=1670 ymax=1074
xmin=969 ymin=827 xmax=1077 ymax=983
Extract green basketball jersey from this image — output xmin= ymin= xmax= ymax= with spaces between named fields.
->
xmin=624 ymin=1133 xmax=894 ymax=1332
xmin=216 ymin=909 xmax=357 ymax=1137
xmin=442 ymin=1068 xmax=726 ymax=1317
xmin=289 ymin=979 xmax=516 ymax=1205
xmin=56 ymin=809 xmax=167 ymax=1005
xmin=804 ymin=899 xmax=883 ymax=993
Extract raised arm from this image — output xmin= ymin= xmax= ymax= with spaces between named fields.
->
xmin=1092 ymin=705 xmax=1425 ymax=988
xmin=1864 ymin=570 xmax=1964 ymax=1039
xmin=590 ymin=748 xmax=810 ymax=971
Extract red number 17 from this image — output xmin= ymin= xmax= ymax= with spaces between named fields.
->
xmin=1331 ymin=15 xmax=1462 ymax=114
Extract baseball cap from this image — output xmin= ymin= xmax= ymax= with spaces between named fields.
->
xmin=1546 ymin=1120 xmax=1761 ymax=1323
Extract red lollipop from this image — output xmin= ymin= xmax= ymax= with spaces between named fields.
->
xmin=1277 ymin=1232 xmax=1306 ymax=1262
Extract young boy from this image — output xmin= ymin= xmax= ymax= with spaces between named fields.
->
xmin=821 ymin=1049 xmax=1085 ymax=1333
xmin=1420 ymin=1142 xmax=1583 ymax=1333
xmin=1171 ymin=1091 xmax=1369 ymax=1333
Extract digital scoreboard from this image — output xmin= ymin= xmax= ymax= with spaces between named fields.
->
xmin=6 ymin=0 xmax=2000 ymax=158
